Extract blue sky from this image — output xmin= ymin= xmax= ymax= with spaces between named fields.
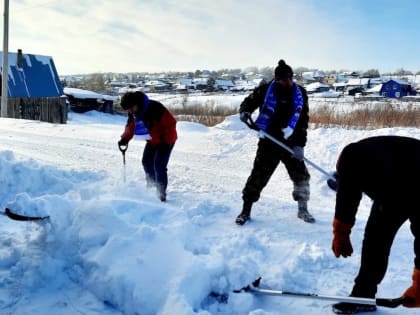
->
xmin=4 ymin=0 xmax=420 ymax=75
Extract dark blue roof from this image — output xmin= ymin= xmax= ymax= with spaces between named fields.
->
xmin=0 ymin=52 xmax=63 ymax=97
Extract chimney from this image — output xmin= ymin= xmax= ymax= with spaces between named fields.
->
xmin=17 ymin=49 xmax=23 ymax=68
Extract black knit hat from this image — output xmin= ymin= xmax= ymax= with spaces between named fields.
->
xmin=274 ymin=59 xmax=293 ymax=80
xmin=120 ymin=91 xmax=148 ymax=110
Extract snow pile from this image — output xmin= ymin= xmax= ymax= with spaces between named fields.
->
xmin=0 ymin=111 xmax=419 ymax=314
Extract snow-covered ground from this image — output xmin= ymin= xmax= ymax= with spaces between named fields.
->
xmin=0 ymin=107 xmax=419 ymax=315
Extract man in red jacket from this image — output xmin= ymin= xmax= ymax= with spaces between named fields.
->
xmin=118 ymin=91 xmax=177 ymax=201
xmin=330 ymin=135 xmax=420 ymax=314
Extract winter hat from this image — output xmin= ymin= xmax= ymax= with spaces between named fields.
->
xmin=120 ymin=91 xmax=148 ymax=110
xmin=274 ymin=59 xmax=293 ymax=80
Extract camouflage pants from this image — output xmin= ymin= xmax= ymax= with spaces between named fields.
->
xmin=242 ymin=138 xmax=310 ymax=203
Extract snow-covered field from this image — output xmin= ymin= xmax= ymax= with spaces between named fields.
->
xmin=0 ymin=100 xmax=419 ymax=314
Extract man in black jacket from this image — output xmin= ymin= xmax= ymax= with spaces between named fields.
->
xmin=331 ymin=135 xmax=420 ymax=314
xmin=236 ymin=59 xmax=314 ymax=225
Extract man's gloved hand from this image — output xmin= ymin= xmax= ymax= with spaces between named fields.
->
xmin=332 ymin=218 xmax=354 ymax=258
xmin=118 ymin=138 xmax=129 ymax=147
xmin=292 ymin=146 xmax=304 ymax=161
xmin=403 ymin=268 xmax=420 ymax=307
xmin=239 ymin=112 xmax=251 ymax=123
xmin=282 ymin=126 xmax=294 ymax=139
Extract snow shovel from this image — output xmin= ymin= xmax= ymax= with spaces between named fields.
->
xmin=244 ymin=117 xmax=337 ymax=183
xmin=233 ymin=277 xmax=413 ymax=309
xmin=118 ymin=143 xmax=128 ymax=182
xmin=1 ymin=208 xmax=50 ymax=221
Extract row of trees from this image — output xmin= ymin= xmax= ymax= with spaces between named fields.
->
xmin=63 ymin=67 xmax=420 ymax=94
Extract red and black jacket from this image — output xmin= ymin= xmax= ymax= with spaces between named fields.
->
xmin=121 ymin=99 xmax=177 ymax=145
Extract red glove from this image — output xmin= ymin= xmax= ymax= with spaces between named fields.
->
xmin=403 ymin=268 xmax=420 ymax=307
xmin=332 ymin=218 xmax=354 ymax=258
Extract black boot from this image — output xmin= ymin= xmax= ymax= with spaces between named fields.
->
xmin=332 ymin=302 xmax=376 ymax=314
xmin=157 ymin=184 xmax=166 ymax=202
xmin=235 ymin=201 xmax=252 ymax=225
xmin=297 ymin=201 xmax=315 ymax=223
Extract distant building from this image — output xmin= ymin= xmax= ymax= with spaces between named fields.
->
xmin=1 ymin=51 xmax=62 ymax=97
xmin=305 ymin=82 xmax=331 ymax=94
xmin=214 ymin=79 xmax=235 ymax=90
xmin=344 ymin=78 xmax=371 ymax=95
xmin=380 ymin=79 xmax=416 ymax=98
xmin=301 ymin=70 xmax=325 ymax=84
xmin=0 ymin=49 xmax=66 ymax=123
xmin=64 ymin=87 xmax=115 ymax=113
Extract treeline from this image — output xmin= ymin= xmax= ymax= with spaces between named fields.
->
xmin=62 ymin=67 xmax=420 ymax=94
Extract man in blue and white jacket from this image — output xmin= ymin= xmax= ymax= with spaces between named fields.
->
xmin=236 ymin=59 xmax=314 ymax=225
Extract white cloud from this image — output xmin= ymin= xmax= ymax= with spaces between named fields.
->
xmin=3 ymin=0 xmax=420 ymax=74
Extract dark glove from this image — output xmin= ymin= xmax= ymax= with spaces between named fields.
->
xmin=292 ymin=146 xmax=304 ymax=161
xmin=239 ymin=112 xmax=251 ymax=123
xmin=403 ymin=268 xmax=420 ymax=307
xmin=332 ymin=218 xmax=354 ymax=258
xmin=327 ymin=172 xmax=339 ymax=192
xmin=118 ymin=138 xmax=129 ymax=147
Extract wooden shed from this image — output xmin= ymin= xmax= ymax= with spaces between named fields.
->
xmin=0 ymin=50 xmax=67 ymax=123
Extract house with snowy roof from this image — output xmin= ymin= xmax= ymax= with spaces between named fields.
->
xmin=379 ymin=79 xmax=416 ymax=98
xmin=63 ymin=87 xmax=116 ymax=113
xmin=301 ymin=70 xmax=326 ymax=84
xmin=0 ymin=49 xmax=66 ymax=123
xmin=214 ymin=79 xmax=235 ymax=90
xmin=304 ymin=82 xmax=331 ymax=94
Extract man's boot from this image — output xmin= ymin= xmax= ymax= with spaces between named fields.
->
xmin=157 ymin=184 xmax=166 ymax=202
xmin=235 ymin=200 xmax=252 ymax=225
xmin=297 ymin=200 xmax=315 ymax=223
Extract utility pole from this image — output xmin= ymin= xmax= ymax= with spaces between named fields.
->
xmin=1 ymin=0 xmax=9 ymax=117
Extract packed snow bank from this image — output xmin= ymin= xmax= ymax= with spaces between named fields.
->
xmin=0 ymin=112 xmax=419 ymax=314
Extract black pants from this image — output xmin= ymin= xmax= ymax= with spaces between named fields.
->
xmin=242 ymin=138 xmax=310 ymax=203
xmin=142 ymin=142 xmax=174 ymax=193
xmin=351 ymin=201 xmax=420 ymax=298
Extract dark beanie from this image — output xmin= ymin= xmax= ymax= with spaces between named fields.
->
xmin=274 ymin=59 xmax=293 ymax=80
xmin=120 ymin=91 xmax=148 ymax=110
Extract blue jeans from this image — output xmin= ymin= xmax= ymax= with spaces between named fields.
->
xmin=142 ymin=142 xmax=174 ymax=194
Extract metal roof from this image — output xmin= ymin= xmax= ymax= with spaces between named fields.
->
xmin=0 ymin=51 xmax=63 ymax=97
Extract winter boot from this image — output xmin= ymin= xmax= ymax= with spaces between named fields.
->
xmin=157 ymin=184 xmax=166 ymax=202
xmin=332 ymin=302 xmax=376 ymax=314
xmin=159 ymin=191 xmax=166 ymax=202
xmin=235 ymin=201 xmax=252 ymax=225
xmin=297 ymin=201 xmax=315 ymax=223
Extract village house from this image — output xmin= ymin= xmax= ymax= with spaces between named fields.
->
xmin=0 ymin=49 xmax=66 ymax=123
xmin=379 ymin=79 xmax=416 ymax=98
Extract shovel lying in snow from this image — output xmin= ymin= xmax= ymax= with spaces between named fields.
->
xmin=244 ymin=118 xmax=337 ymax=184
xmin=1 ymin=208 xmax=50 ymax=221
xmin=209 ymin=277 xmax=412 ymax=309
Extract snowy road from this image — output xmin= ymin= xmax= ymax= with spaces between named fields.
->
xmin=0 ymin=111 xmax=419 ymax=314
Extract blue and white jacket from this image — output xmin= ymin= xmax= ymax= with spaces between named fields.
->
xmin=239 ymin=80 xmax=309 ymax=147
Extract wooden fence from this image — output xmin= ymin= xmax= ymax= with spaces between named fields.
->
xmin=3 ymin=97 xmax=67 ymax=124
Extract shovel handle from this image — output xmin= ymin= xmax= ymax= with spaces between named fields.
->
xmin=234 ymin=278 xmax=411 ymax=309
xmin=118 ymin=144 xmax=127 ymax=166
xmin=243 ymin=117 xmax=336 ymax=182
xmin=118 ymin=144 xmax=128 ymax=153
